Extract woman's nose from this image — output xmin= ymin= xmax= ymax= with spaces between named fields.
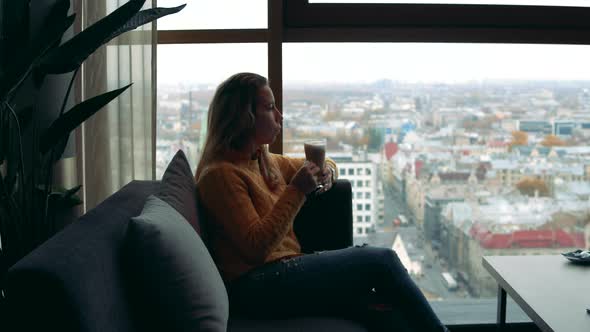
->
xmin=275 ymin=108 xmax=283 ymax=121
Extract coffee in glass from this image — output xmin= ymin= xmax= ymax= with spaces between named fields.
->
xmin=304 ymin=139 xmax=326 ymax=192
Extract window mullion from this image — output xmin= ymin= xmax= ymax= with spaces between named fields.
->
xmin=268 ymin=0 xmax=284 ymax=154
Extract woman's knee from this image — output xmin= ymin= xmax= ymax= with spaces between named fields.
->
xmin=353 ymin=246 xmax=403 ymax=270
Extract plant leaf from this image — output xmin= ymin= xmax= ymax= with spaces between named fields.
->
xmin=5 ymin=117 xmax=20 ymax=199
xmin=0 ymin=105 xmax=6 ymax=164
xmin=51 ymin=136 xmax=70 ymax=164
xmin=62 ymin=184 xmax=82 ymax=199
xmin=107 ymin=4 xmax=186 ymax=40
xmin=39 ymin=84 xmax=132 ymax=154
xmin=16 ymin=106 xmax=34 ymax=130
xmin=38 ymin=0 xmax=146 ymax=74
xmin=0 ymin=6 xmax=74 ymax=100
xmin=32 ymin=13 xmax=76 ymax=88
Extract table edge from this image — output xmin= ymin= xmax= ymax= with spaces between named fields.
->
xmin=482 ymin=256 xmax=554 ymax=332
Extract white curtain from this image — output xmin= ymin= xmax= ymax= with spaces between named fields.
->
xmin=78 ymin=0 xmax=155 ymax=211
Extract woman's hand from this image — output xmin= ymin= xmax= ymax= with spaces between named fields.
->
xmin=315 ymin=165 xmax=334 ymax=194
xmin=290 ymin=161 xmax=321 ymax=194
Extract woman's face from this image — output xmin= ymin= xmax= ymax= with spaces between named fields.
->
xmin=253 ymin=85 xmax=282 ymax=146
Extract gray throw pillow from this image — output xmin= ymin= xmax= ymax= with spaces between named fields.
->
xmin=125 ymin=195 xmax=229 ymax=332
xmin=155 ymin=149 xmax=202 ymax=235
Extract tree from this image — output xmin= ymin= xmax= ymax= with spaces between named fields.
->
xmin=367 ymin=127 xmax=384 ymax=152
xmin=541 ymin=134 xmax=567 ymax=147
xmin=509 ymin=131 xmax=528 ymax=150
xmin=516 ymin=177 xmax=549 ymax=197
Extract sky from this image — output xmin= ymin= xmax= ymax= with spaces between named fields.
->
xmin=156 ymin=0 xmax=590 ymax=86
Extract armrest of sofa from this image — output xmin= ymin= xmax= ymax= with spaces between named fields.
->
xmin=293 ymin=180 xmax=353 ymax=254
xmin=4 ymin=180 xmax=161 ymax=332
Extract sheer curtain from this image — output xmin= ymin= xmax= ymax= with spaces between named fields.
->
xmin=78 ymin=0 xmax=155 ymax=211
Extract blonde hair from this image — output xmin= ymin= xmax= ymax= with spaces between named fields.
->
xmin=195 ymin=73 xmax=281 ymax=189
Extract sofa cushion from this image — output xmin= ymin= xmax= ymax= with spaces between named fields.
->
xmin=124 ymin=195 xmax=229 ymax=332
xmin=155 ymin=149 xmax=202 ymax=235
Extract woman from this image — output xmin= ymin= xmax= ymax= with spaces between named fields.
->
xmin=196 ymin=72 xmax=449 ymax=332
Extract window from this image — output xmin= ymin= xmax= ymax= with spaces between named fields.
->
xmin=156 ymin=44 xmax=267 ymax=178
xmin=365 ymin=216 xmax=371 ymax=222
xmin=357 ymin=216 xmax=363 ymax=222
xmin=356 ymin=192 xmax=363 ymax=199
xmin=158 ymin=0 xmax=590 ymax=327
xmin=366 ymin=192 xmax=371 ymax=199
xmin=311 ymin=0 xmax=590 ymax=5
xmin=357 ymin=167 xmax=363 ymax=175
xmin=157 ymin=0 xmax=267 ymax=30
xmin=282 ymin=41 xmax=590 ymax=323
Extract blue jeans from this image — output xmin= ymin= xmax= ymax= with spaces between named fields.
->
xmin=227 ymin=245 xmax=447 ymax=332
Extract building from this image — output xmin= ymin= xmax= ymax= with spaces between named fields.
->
xmin=334 ymin=156 xmax=382 ymax=237
xmin=440 ymin=198 xmax=588 ymax=297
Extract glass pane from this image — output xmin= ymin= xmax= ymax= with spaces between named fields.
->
xmin=283 ymin=42 xmax=590 ymax=323
xmin=156 ymin=43 xmax=267 ymax=178
xmin=310 ymin=0 xmax=590 ymax=6
xmin=157 ymin=0 xmax=267 ymax=30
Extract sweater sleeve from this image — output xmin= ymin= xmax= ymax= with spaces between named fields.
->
xmin=198 ymin=165 xmax=306 ymax=265
xmin=272 ymin=154 xmax=305 ymax=184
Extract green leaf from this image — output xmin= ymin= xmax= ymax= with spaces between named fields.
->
xmin=16 ymin=106 xmax=34 ymax=131
xmin=107 ymin=4 xmax=186 ymax=40
xmin=30 ymin=0 xmax=72 ymax=57
xmin=0 ymin=5 xmax=74 ymax=100
xmin=5 ymin=110 xmax=21 ymax=198
xmin=50 ymin=136 xmax=69 ymax=164
xmin=38 ymin=0 xmax=146 ymax=74
xmin=62 ymin=184 xmax=82 ymax=199
xmin=0 ymin=105 xmax=6 ymax=164
xmin=32 ymin=13 xmax=77 ymax=88
xmin=39 ymin=84 xmax=132 ymax=154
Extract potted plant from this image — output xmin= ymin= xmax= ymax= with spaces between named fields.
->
xmin=0 ymin=0 xmax=184 ymax=305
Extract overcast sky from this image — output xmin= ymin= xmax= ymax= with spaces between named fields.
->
xmin=156 ymin=0 xmax=590 ymax=85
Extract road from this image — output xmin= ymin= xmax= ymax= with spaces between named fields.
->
xmin=352 ymin=182 xmax=472 ymax=301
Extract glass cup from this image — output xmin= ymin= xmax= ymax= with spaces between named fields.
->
xmin=304 ymin=139 xmax=327 ymax=191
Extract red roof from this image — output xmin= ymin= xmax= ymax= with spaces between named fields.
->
xmin=384 ymin=142 xmax=399 ymax=161
xmin=469 ymin=225 xmax=585 ymax=249
xmin=488 ymin=141 xmax=508 ymax=148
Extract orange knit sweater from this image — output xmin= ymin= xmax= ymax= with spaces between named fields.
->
xmin=196 ymin=153 xmax=337 ymax=282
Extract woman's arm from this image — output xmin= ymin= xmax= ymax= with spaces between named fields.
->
xmin=198 ymin=166 xmax=306 ymax=265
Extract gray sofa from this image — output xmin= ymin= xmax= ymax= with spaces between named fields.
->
xmin=4 ymin=179 xmax=368 ymax=331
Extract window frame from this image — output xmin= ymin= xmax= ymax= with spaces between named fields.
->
xmin=155 ymin=0 xmax=590 ymax=327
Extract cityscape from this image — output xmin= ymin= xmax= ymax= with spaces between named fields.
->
xmin=157 ymin=79 xmax=590 ymax=303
